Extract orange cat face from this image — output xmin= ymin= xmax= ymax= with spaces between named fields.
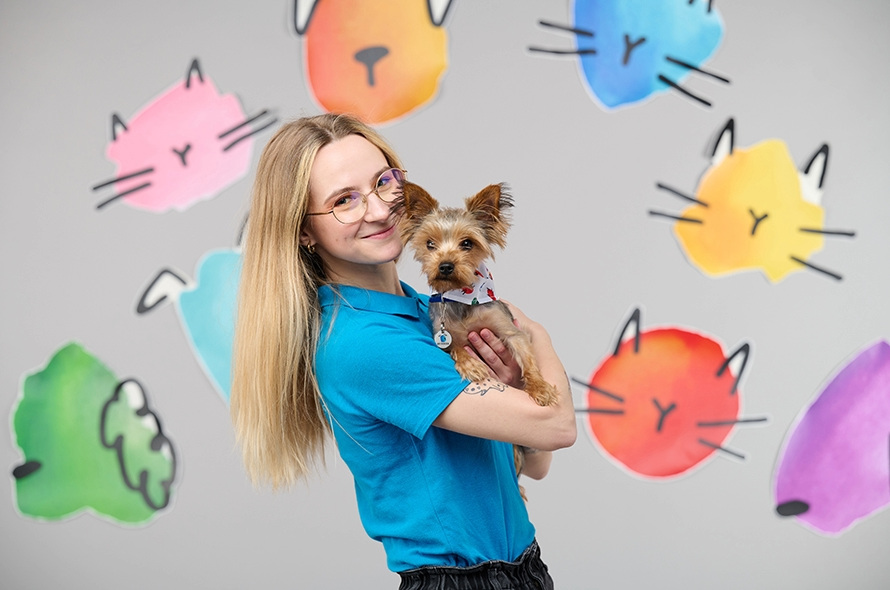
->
xmin=650 ymin=119 xmax=855 ymax=282
xmin=294 ymin=0 xmax=452 ymax=125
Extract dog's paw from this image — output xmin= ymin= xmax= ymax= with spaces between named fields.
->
xmin=526 ymin=377 xmax=560 ymax=406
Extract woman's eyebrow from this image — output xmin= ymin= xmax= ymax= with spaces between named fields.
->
xmin=322 ymin=166 xmax=391 ymax=205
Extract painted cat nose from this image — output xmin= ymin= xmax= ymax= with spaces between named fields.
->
xmin=438 ymin=262 xmax=454 ymax=276
xmin=173 ymin=144 xmax=191 ymax=166
xmin=776 ymin=500 xmax=809 ymax=517
xmin=354 ymin=46 xmax=389 ymax=87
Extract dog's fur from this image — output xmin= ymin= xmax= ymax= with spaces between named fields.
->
xmin=397 ymin=181 xmax=559 ymax=494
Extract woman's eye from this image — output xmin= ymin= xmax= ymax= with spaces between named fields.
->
xmin=460 ymin=239 xmax=473 ymax=250
xmin=377 ymin=169 xmax=396 ymax=189
xmin=334 ymin=193 xmax=358 ymax=209
xmin=426 ymin=240 xmax=436 ymax=250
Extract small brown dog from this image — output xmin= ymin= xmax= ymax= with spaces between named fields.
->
xmin=397 ymin=181 xmax=559 ymax=492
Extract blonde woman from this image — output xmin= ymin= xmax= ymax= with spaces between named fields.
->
xmin=232 ymin=113 xmax=576 ymax=590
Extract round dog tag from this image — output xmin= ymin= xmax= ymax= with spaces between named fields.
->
xmin=435 ymin=328 xmax=453 ymax=349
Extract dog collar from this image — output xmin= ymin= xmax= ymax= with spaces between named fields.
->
xmin=430 ymin=261 xmax=497 ymax=306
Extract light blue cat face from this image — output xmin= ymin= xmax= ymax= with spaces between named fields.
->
xmin=176 ymin=249 xmax=241 ymax=403
xmin=532 ymin=0 xmax=727 ymax=109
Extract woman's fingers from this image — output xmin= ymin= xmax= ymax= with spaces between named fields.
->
xmin=467 ymin=329 xmax=522 ymax=389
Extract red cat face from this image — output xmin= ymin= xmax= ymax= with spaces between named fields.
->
xmin=580 ymin=308 xmax=763 ymax=478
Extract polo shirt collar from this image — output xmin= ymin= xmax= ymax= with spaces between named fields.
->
xmin=318 ymin=281 xmax=425 ymax=318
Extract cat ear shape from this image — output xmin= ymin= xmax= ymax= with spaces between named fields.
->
xmin=185 ymin=58 xmax=204 ymax=89
xmin=136 ymin=268 xmax=192 ymax=314
xmin=111 ymin=113 xmax=128 ymax=141
xmin=427 ymin=0 xmax=455 ymax=26
xmin=293 ymin=0 xmax=320 ymax=35
xmin=710 ymin=118 xmax=735 ymax=166
xmin=799 ymin=144 xmax=830 ymax=206
xmin=716 ymin=342 xmax=751 ymax=395
xmin=236 ymin=213 xmax=249 ymax=248
xmin=613 ymin=307 xmax=641 ymax=356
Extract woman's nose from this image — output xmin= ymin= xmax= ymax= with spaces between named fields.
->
xmin=364 ymin=190 xmax=391 ymax=221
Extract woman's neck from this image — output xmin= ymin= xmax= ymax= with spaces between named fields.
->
xmin=325 ymin=261 xmax=404 ymax=296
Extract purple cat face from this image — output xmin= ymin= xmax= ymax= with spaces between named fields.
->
xmin=774 ymin=340 xmax=890 ymax=535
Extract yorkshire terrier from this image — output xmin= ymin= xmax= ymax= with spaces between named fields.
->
xmin=397 ymin=181 xmax=559 ymax=494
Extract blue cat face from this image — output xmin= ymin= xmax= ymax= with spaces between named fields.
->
xmin=532 ymin=0 xmax=727 ymax=109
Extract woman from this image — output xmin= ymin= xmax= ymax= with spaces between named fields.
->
xmin=231 ymin=113 xmax=576 ymax=589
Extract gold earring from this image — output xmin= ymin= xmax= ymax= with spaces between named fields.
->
xmin=307 ymin=243 xmax=316 ymax=254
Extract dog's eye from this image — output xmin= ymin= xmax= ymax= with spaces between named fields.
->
xmin=426 ymin=240 xmax=436 ymax=250
xmin=460 ymin=239 xmax=474 ymax=251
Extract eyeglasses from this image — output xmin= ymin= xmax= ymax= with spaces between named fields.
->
xmin=306 ymin=168 xmax=407 ymax=225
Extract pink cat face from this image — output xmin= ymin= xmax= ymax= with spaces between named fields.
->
xmin=93 ymin=60 xmax=276 ymax=213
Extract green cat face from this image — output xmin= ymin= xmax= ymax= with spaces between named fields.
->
xmin=11 ymin=343 xmax=176 ymax=525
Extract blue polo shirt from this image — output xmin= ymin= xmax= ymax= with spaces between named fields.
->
xmin=315 ymin=282 xmax=535 ymax=572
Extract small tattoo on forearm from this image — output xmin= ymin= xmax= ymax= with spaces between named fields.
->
xmin=463 ymin=378 xmax=507 ymax=396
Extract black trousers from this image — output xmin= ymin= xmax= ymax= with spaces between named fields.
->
xmin=398 ymin=540 xmax=554 ymax=590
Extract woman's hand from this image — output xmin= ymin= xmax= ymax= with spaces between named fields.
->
xmin=464 ymin=328 xmax=524 ymax=390
xmin=463 ymin=301 xmax=545 ymax=390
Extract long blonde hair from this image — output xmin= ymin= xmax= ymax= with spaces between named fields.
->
xmin=231 ymin=114 xmax=403 ymax=489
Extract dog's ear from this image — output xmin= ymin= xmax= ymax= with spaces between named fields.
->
xmin=397 ymin=181 xmax=440 ymax=241
xmin=400 ymin=181 xmax=440 ymax=220
xmin=465 ymin=183 xmax=513 ymax=248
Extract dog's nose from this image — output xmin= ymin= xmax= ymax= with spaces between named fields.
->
xmin=354 ymin=46 xmax=389 ymax=87
xmin=438 ymin=262 xmax=454 ymax=276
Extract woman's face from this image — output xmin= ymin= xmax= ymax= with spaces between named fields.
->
xmin=300 ymin=134 xmax=404 ymax=282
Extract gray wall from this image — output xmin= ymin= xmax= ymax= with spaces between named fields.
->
xmin=1 ymin=1 xmax=888 ymax=588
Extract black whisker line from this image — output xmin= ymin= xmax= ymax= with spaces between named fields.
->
xmin=570 ymin=377 xmax=624 ymax=403
xmin=537 ymin=20 xmax=595 ymax=37
xmin=95 ymin=182 xmax=151 ymax=210
xmin=698 ymin=438 xmax=745 ymax=459
xmin=790 ymin=256 xmax=843 ymax=281
xmin=648 ymin=210 xmax=703 ymax=224
xmin=222 ymin=119 xmax=278 ymax=152
xmin=527 ymin=47 xmax=597 ymax=56
xmin=665 ymin=56 xmax=729 ymax=83
xmin=575 ymin=408 xmax=624 ymax=415
xmin=799 ymin=227 xmax=856 ymax=237
xmin=656 ymin=182 xmax=709 ymax=207
xmin=219 ymin=110 xmax=272 ymax=139
xmin=91 ymin=167 xmax=154 ymax=191
xmin=698 ymin=417 xmax=769 ymax=427
xmin=657 ymin=74 xmax=712 ymax=107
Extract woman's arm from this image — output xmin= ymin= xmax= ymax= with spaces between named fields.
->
xmin=433 ymin=304 xmax=577 ymax=452
xmin=519 ymin=447 xmax=553 ymax=480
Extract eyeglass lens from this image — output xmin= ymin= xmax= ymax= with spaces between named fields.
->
xmin=332 ymin=168 xmax=404 ymax=223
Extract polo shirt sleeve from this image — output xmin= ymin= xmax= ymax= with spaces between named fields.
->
xmin=317 ymin=314 xmax=470 ymax=440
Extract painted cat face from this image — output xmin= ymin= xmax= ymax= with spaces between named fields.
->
xmin=530 ymin=0 xmax=727 ymax=109
xmin=774 ymin=340 xmax=890 ymax=536
xmin=294 ymin=0 xmax=452 ymax=124
xmin=650 ymin=119 xmax=856 ymax=282
xmin=11 ymin=343 xmax=176 ymax=525
xmin=579 ymin=308 xmax=764 ymax=479
xmin=92 ymin=59 xmax=276 ymax=213
xmin=136 ymin=249 xmax=241 ymax=404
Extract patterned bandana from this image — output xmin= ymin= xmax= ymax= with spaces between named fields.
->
xmin=429 ymin=261 xmax=497 ymax=306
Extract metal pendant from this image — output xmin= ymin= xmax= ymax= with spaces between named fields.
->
xmin=435 ymin=327 xmax=453 ymax=349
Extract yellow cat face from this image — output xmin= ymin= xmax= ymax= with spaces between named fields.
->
xmin=651 ymin=119 xmax=854 ymax=282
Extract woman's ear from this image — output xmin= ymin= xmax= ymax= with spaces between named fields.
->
xmin=299 ymin=222 xmax=315 ymax=248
